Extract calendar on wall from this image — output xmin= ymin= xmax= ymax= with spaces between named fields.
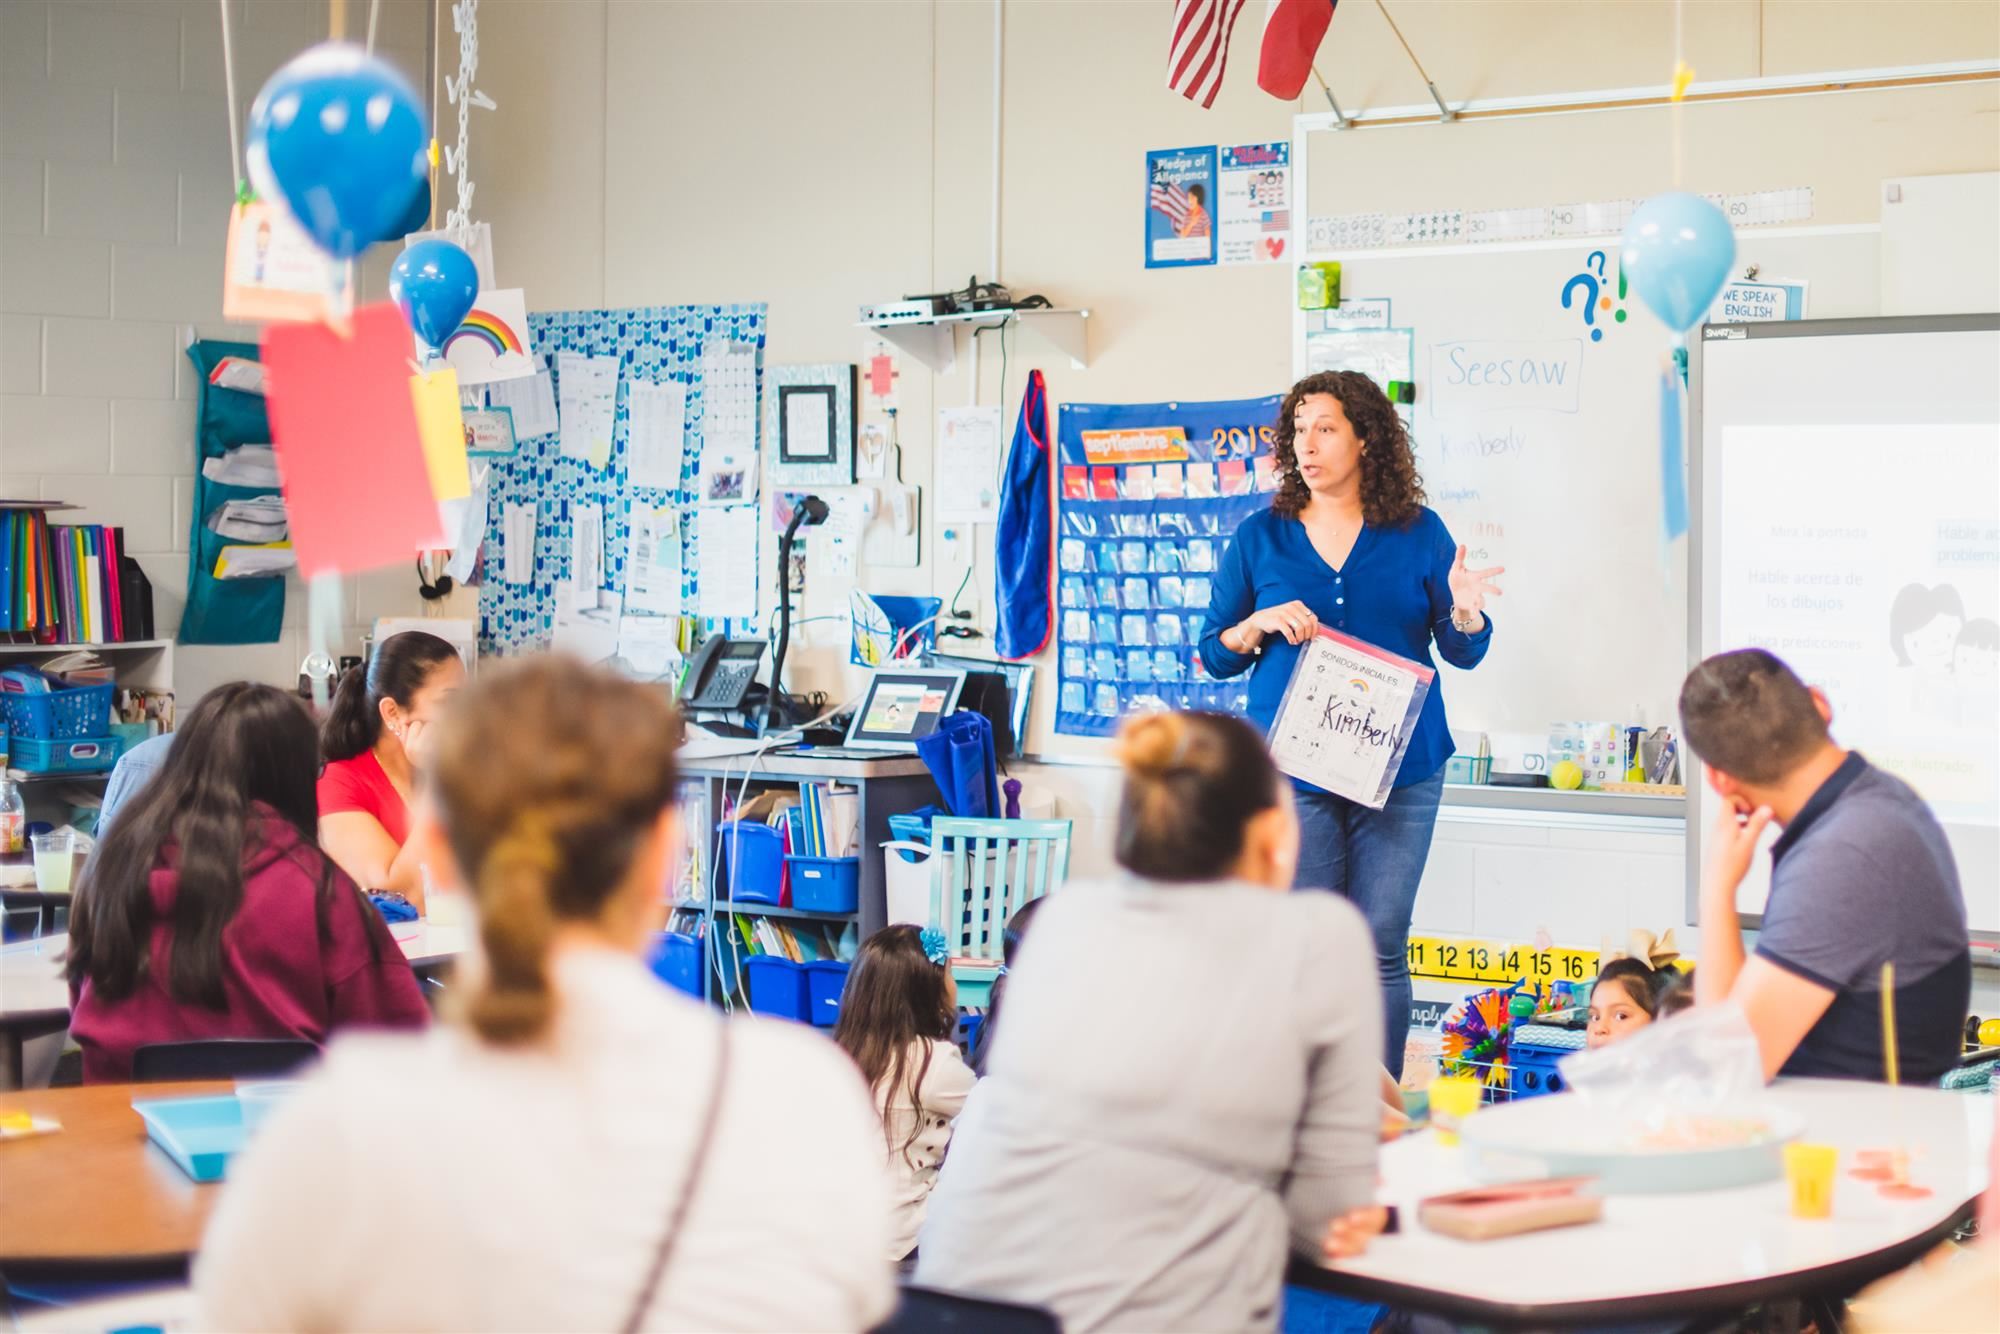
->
xmin=1053 ymin=395 xmax=1283 ymax=738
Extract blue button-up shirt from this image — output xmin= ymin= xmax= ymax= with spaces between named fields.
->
xmin=1198 ymin=505 xmax=1491 ymax=789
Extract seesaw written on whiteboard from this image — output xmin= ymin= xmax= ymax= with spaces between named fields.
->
xmin=1431 ymin=340 xmax=1584 ymax=416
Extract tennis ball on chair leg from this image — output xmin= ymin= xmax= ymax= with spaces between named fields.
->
xmin=1551 ymin=760 xmax=1585 ymax=791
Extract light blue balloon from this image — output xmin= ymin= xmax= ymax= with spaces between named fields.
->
xmin=1620 ymin=192 xmax=1736 ymax=334
xmin=390 ymin=240 xmax=479 ymax=352
xmin=246 ymin=43 xmax=429 ymax=260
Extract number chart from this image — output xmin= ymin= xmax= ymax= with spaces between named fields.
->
xmin=1406 ymin=933 xmax=1601 ymax=988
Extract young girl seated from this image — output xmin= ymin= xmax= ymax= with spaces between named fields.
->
xmin=1586 ymin=957 xmax=1667 ymax=1049
xmin=67 ymin=683 xmax=428 ymax=1083
xmin=835 ymin=923 xmax=977 ymax=1264
xmin=196 ymin=656 xmax=895 ymax=1332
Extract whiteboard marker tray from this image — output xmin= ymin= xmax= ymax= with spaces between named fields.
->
xmin=132 ymin=1095 xmax=247 ymax=1183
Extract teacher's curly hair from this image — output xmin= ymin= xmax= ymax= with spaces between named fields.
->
xmin=1270 ymin=370 xmax=1426 ymax=527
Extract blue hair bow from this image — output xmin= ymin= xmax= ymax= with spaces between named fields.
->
xmin=919 ymin=926 xmax=950 ymax=965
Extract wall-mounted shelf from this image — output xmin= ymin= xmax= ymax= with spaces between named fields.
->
xmin=857 ymin=307 xmax=1091 ymax=374
xmin=0 ymin=639 xmax=172 ymax=656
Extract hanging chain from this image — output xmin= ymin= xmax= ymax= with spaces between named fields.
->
xmin=443 ymin=0 xmax=492 ymax=231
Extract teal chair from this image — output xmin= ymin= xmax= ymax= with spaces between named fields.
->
xmin=927 ymin=816 xmax=1072 ymax=1007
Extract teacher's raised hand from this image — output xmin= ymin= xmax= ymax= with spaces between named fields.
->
xmin=1447 ymin=545 xmax=1505 ymax=627
xmin=1223 ymin=599 xmax=1319 ymax=654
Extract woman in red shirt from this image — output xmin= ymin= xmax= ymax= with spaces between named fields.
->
xmin=67 ymin=683 xmax=427 ymax=1082
xmin=317 ymin=631 xmax=464 ymax=906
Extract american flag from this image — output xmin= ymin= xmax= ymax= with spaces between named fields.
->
xmin=1167 ymin=0 xmax=1248 ymax=110
xmin=1150 ymin=169 xmax=1191 ymax=229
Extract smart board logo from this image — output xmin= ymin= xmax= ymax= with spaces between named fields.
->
xmin=1705 ymin=326 xmax=1747 ymax=339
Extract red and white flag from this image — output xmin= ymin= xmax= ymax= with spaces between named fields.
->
xmin=1257 ymin=0 xmax=1337 ymax=100
xmin=1149 ymin=175 xmax=1191 ymax=230
xmin=1169 ymin=0 xmax=1337 ymax=108
xmin=1167 ymin=0 xmax=1248 ymax=110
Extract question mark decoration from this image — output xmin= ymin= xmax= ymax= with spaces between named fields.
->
xmin=1562 ymin=250 xmax=1627 ymax=343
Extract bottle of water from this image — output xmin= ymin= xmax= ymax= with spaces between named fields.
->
xmin=0 ymin=778 xmax=24 ymax=858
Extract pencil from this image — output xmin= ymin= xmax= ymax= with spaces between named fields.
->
xmin=1880 ymin=961 xmax=1899 ymax=1087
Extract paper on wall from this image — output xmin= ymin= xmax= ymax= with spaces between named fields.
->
xmin=616 ymin=614 xmax=682 ymax=679
xmin=553 ymin=588 xmax=621 ymax=663
xmin=627 ymin=378 xmax=687 ymax=491
xmin=1218 ymin=142 xmax=1291 ymax=266
xmin=571 ymin=502 xmax=604 ymax=591
xmin=936 ymin=406 xmax=1003 ymax=521
xmin=557 ymin=352 xmax=619 ymax=469
xmin=222 ymin=200 xmax=340 ymax=324
xmin=486 ymin=357 xmax=559 ymax=439
xmin=624 ymin=501 xmax=681 ymax=616
xmin=444 ymin=462 xmax=489 ymax=585
xmin=696 ymin=505 xmax=759 ymax=619
xmin=698 ymin=341 xmax=759 ymax=505
xmin=1305 ymin=327 xmax=1414 ymax=393
xmin=502 ymin=501 xmax=535 ymax=584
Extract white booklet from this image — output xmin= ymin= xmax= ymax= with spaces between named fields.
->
xmin=1267 ymin=627 xmax=1435 ymax=809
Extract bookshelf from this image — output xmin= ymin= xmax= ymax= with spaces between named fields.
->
xmin=678 ymin=898 xmax=860 ymax=924
xmin=1 ymin=640 xmax=174 ymax=807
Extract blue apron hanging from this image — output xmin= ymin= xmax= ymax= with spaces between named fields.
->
xmin=993 ymin=368 xmax=1052 ymax=661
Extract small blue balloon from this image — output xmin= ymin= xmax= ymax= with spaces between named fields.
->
xmin=1620 ymin=192 xmax=1736 ymax=334
xmin=246 ymin=43 xmax=429 ymax=260
xmin=390 ymin=240 xmax=479 ymax=352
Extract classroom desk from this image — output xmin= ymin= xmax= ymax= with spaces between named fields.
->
xmin=1287 ymin=1080 xmax=1992 ymax=1328
xmin=0 ymin=923 xmax=471 ymax=1090
xmin=0 ymin=1080 xmax=229 ymax=1275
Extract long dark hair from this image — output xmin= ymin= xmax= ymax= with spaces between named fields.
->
xmin=67 ymin=683 xmax=356 ymax=1007
xmin=321 ymin=630 xmax=461 ymax=762
xmin=1270 ymin=370 xmax=1425 ymax=526
xmin=834 ymin=925 xmax=957 ymax=1161
xmin=1113 ymin=711 xmax=1283 ymax=882
xmin=428 ymin=655 xmax=683 ymax=1045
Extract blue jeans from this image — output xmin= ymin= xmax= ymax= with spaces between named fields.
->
xmin=1292 ymin=771 xmax=1445 ymax=1078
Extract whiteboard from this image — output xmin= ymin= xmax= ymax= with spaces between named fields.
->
xmin=1289 ymin=227 xmax=1881 ymax=743
xmin=1692 ymin=315 xmax=2000 ymax=938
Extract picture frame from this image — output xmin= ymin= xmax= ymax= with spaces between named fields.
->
xmin=765 ymin=363 xmax=856 ymax=486
xmin=463 ymin=406 xmax=518 ymax=457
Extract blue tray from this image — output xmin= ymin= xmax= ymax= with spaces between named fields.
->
xmin=131 ymin=1094 xmax=248 ymax=1183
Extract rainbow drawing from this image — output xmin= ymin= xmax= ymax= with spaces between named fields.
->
xmin=442 ymin=308 xmax=524 ymax=357
xmin=1348 ymin=677 xmax=1371 ymax=693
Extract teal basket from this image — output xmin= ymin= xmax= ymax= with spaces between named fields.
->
xmin=12 ymin=734 xmax=117 ymax=775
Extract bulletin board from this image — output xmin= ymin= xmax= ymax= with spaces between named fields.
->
xmin=478 ymin=303 xmax=767 ymax=653
xmin=1053 ymin=395 xmax=1281 ymax=737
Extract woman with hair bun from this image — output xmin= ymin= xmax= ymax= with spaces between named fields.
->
xmin=917 ymin=710 xmax=1390 ymax=1333
xmin=197 ymin=655 xmax=897 ymax=1332
xmin=1200 ymin=370 xmax=1504 ymax=1075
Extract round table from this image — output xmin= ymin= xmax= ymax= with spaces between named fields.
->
xmin=0 ymin=1081 xmax=230 ymax=1272
xmin=1288 ymin=1079 xmax=1994 ymax=1325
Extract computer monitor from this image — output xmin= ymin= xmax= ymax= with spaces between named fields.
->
xmin=842 ymin=667 xmax=967 ymax=752
xmin=919 ymin=651 xmax=1035 ymax=758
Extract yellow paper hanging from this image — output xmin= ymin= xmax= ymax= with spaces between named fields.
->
xmin=409 ymin=366 xmax=472 ymax=502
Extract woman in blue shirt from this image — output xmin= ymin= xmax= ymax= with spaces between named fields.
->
xmin=1199 ymin=371 xmax=1502 ymax=1075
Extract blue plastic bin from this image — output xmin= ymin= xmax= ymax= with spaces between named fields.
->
xmin=648 ymin=931 xmax=704 ymax=998
xmin=11 ymin=735 xmax=116 ymax=775
xmin=131 ymin=1095 xmax=249 ymax=1182
xmin=718 ymin=821 xmax=785 ymax=904
xmin=786 ymin=855 xmax=860 ymax=914
xmin=0 ymin=677 xmax=114 ymax=741
xmin=803 ymin=959 xmax=850 ymax=1027
xmin=743 ymin=956 xmax=810 ymax=1021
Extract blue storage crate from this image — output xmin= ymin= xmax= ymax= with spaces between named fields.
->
xmin=0 ymin=678 xmax=114 ymax=742
xmin=11 ymin=734 xmax=116 ymax=775
xmin=131 ymin=1095 xmax=249 ymax=1182
xmin=648 ymin=930 xmax=705 ymax=998
xmin=804 ymin=959 xmax=850 ymax=1027
xmin=1508 ymin=1025 xmax=1586 ymax=1099
xmin=744 ymin=956 xmax=810 ymax=1021
xmin=718 ymin=821 xmax=785 ymax=904
xmin=786 ymin=855 xmax=860 ymax=914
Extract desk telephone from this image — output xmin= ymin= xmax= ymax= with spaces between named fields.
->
xmin=681 ymin=636 xmax=766 ymax=712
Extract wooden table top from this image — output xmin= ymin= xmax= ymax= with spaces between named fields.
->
xmin=0 ymin=1080 xmax=229 ymax=1265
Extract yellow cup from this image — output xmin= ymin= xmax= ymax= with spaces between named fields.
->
xmin=1784 ymin=1143 xmax=1839 ymax=1219
xmin=1429 ymin=1076 xmax=1482 ymax=1146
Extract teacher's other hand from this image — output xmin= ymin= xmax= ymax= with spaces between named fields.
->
xmin=1242 ymin=600 xmax=1319 ymax=648
xmin=1447 ymin=543 xmax=1505 ymax=616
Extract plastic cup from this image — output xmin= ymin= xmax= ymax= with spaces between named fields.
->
xmin=1784 ymin=1142 xmax=1839 ymax=1218
xmin=1429 ymin=1076 xmax=1482 ymax=1146
xmin=31 ymin=831 xmax=74 ymax=896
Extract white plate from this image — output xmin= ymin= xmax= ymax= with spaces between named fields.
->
xmin=1460 ymin=1094 xmax=1804 ymax=1194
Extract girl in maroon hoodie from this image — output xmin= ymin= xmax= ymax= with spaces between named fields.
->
xmin=67 ymin=683 xmax=428 ymax=1083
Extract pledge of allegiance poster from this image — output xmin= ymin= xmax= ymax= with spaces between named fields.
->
xmin=1145 ymin=146 xmax=1218 ymax=269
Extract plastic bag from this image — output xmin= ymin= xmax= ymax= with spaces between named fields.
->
xmin=1559 ymin=1002 xmax=1768 ymax=1142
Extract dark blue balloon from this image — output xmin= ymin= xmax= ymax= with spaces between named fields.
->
xmin=246 ymin=43 xmax=429 ymax=260
xmin=391 ymin=175 xmax=432 ymax=242
xmin=390 ymin=239 xmax=479 ymax=352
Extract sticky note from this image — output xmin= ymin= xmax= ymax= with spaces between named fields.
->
xmin=262 ymin=303 xmax=447 ymax=577
xmin=409 ymin=366 xmax=472 ymax=502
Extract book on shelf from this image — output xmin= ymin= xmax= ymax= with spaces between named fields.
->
xmin=0 ymin=509 xmax=151 ymax=643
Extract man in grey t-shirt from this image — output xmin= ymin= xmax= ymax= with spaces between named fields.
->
xmin=1681 ymin=649 xmax=1969 ymax=1082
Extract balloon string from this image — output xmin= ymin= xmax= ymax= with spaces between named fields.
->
xmin=1671 ymin=0 xmax=1686 ymax=187
xmin=218 ymin=0 xmax=243 ymax=191
xmin=366 ymin=0 xmax=381 ymax=53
